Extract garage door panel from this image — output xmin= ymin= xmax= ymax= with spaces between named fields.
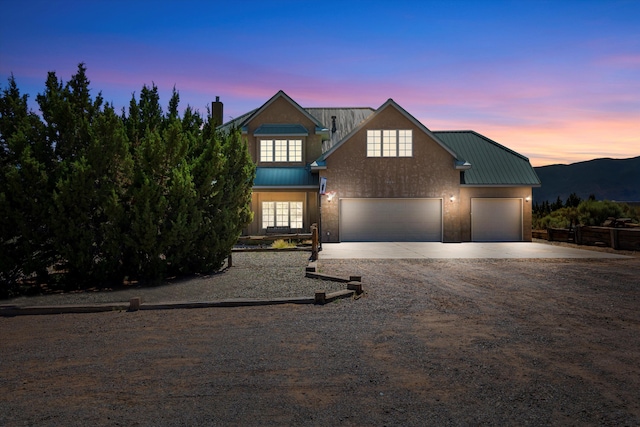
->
xmin=340 ymin=199 xmax=442 ymax=242
xmin=472 ymin=198 xmax=522 ymax=242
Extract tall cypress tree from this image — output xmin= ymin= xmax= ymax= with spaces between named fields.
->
xmin=0 ymin=75 xmax=52 ymax=295
xmin=45 ymin=64 xmax=131 ymax=286
xmin=2 ymin=66 xmax=256 ymax=295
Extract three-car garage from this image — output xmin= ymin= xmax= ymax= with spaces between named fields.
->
xmin=338 ymin=197 xmax=524 ymax=242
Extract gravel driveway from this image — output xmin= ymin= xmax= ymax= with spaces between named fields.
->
xmin=1 ymin=251 xmax=640 ymax=426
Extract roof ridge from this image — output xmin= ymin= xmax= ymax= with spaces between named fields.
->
xmin=305 ymin=107 xmax=375 ymax=110
xmin=436 ymin=130 xmax=530 ymax=162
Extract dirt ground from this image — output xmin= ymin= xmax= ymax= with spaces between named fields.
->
xmin=1 ymin=255 xmax=640 ymax=426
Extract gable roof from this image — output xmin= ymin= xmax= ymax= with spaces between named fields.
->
xmin=305 ymin=107 xmax=375 ymax=151
xmin=316 ymin=98 xmax=460 ymax=163
xmin=434 ymin=131 xmax=541 ymax=186
xmin=218 ymin=90 xmax=327 ymax=134
xmin=217 ymin=108 xmax=257 ymax=133
xmin=219 ymin=91 xmax=540 ymax=187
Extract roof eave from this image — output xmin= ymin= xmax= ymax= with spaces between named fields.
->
xmin=253 ymin=185 xmax=319 ymax=190
xmin=455 ymin=160 xmax=472 ymax=170
xmin=461 ymin=183 xmax=542 ymax=188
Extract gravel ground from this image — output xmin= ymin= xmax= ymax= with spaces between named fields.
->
xmin=1 ymin=251 xmax=640 ymax=426
xmin=3 ymin=251 xmax=345 ymax=307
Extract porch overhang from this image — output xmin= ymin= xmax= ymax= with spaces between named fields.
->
xmin=253 ymin=167 xmax=319 ymax=189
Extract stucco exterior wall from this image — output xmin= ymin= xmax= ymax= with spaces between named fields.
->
xmin=320 ymin=106 xmax=462 ymax=242
xmin=459 ymin=186 xmax=533 ymax=241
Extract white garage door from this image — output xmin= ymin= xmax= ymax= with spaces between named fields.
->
xmin=471 ymin=198 xmax=523 ymax=241
xmin=340 ymin=198 xmax=442 ymax=242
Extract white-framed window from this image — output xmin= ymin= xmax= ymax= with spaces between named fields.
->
xmin=383 ymin=130 xmax=397 ymax=157
xmin=367 ymin=130 xmax=412 ymax=157
xmin=260 ymin=139 xmax=302 ymax=162
xmin=262 ymin=201 xmax=303 ymax=229
xmin=398 ymin=129 xmax=413 ymax=157
xmin=366 ymin=130 xmax=381 ymax=157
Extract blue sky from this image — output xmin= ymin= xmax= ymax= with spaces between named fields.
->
xmin=1 ymin=0 xmax=639 ymax=166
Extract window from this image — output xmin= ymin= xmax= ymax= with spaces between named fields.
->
xmin=262 ymin=201 xmax=303 ymax=229
xmin=260 ymin=139 xmax=302 ymax=162
xmin=366 ymin=130 xmax=381 ymax=157
xmin=367 ymin=130 xmax=412 ymax=157
xmin=383 ymin=130 xmax=397 ymax=157
xmin=398 ymin=130 xmax=413 ymax=157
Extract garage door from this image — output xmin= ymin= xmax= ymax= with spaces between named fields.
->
xmin=340 ymin=198 xmax=442 ymax=242
xmin=471 ymin=198 xmax=523 ymax=241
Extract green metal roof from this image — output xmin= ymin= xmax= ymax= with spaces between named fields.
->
xmin=254 ymin=124 xmax=309 ymax=136
xmin=434 ymin=131 xmax=541 ymax=186
xmin=254 ymin=167 xmax=319 ymax=189
xmin=217 ymin=108 xmax=257 ymax=134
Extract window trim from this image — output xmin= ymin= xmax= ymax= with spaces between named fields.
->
xmin=366 ymin=129 xmax=412 ymax=158
xmin=259 ymin=139 xmax=303 ymax=163
xmin=261 ymin=201 xmax=303 ymax=229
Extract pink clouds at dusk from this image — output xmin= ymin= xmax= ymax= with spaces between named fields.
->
xmin=2 ymin=0 xmax=639 ymax=166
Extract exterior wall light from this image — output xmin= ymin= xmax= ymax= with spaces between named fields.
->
xmin=326 ymin=191 xmax=337 ymax=202
xmin=525 ymin=196 xmax=531 ymax=202
xmin=449 ymin=195 xmax=455 ymax=202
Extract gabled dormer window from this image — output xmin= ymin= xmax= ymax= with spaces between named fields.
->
xmin=367 ymin=129 xmax=412 ymax=157
xmin=260 ymin=139 xmax=302 ymax=162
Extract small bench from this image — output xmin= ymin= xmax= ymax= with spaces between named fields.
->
xmin=266 ymin=226 xmax=292 ymax=234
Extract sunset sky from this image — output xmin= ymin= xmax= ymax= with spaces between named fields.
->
xmin=1 ymin=0 xmax=639 ymax=166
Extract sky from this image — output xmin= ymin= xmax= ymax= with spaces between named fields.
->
xmin=1 ymin=0 xmax=639 ymax=166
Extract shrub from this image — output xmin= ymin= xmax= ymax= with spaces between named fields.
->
xmin=271 ymin=239 xmax=296 ymax=249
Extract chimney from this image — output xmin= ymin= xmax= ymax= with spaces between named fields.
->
xmin=331 ymin=115 xmax=337 ymax=134
xmin=212 ymin=96 xmax=223 ymax=127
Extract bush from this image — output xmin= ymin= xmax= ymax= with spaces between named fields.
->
xmin=533 ymin=199 xmax=639 ymax=231
xmin=271 ymin=239 xmax=296 ymax=249
xmin=577 ymin=200 xmax=626 ymax=226
xmin=533 ymin=207 xmax=578 ymax=229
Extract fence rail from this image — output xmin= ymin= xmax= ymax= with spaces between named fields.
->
xmin=544 ymin=226 xmax=640 ymax=251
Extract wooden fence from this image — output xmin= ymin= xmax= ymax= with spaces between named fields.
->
xmin=575 ymin=226 xmax=640 ymax=251
xmin=545 ymin=226 xmax=640 ymax=251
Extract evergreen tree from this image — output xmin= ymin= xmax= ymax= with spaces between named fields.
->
xmin=2 ymin=66 xmax=256 ymax=295
xmin=51 ymin=102 xmax=132 ymax=285
xmin=565 ymin=192 xmax=581 ymax=208
xmin=188 ymin=122 xmax=255 ymax=273
xmin=0 ymin=75 xmax=52 ymax=295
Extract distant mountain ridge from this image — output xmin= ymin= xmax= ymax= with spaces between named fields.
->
xmin=532 ymin=156 xmax=640 ymax=204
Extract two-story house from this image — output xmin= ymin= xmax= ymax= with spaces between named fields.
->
xmin=218 ymin=90 xmax=541 ymax=243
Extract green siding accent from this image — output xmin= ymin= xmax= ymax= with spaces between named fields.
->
xmin=254 ymin=167 xmax=319 ymax=188
xmin=434 ymin=131 xmax=541 ymax=186
xmin=254 ymin=124 xmax=309 ymax=136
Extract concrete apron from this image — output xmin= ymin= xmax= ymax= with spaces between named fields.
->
xmin=318 ymin=242 xmax=631 ymax=259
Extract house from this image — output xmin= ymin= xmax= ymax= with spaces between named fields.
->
xmin=217 ymin=91 xmax=541 ymax=243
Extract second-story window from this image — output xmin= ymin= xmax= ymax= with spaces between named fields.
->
xmin=367 ymin=130 xmax=412 ymax=157
xmin=260 ymin=139 xmax=302 ymax=162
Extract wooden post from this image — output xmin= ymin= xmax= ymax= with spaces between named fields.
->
xmin=311 ymin=223 xmax=319 ymax=261
xmin=129 ymin=297 xmax=141 ymax=311
xmin=227 ymin=253 xmax=233 ymax=268
xmin=610 ymin=228 xmax=619 ymax=250
xmin=575 ymin=226 xmax=582 ymax=245
xmin=315 ymin=291 xmax=326 ymax=305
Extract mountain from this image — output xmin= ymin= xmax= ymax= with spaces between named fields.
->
xmin=532 ymin=156 xmax=640 ymax=204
